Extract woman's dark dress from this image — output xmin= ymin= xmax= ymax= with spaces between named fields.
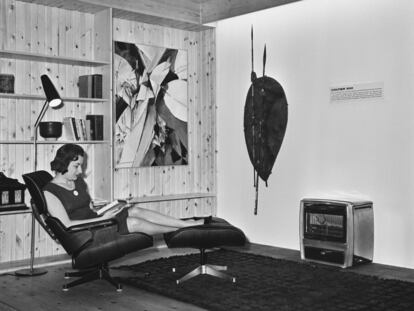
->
xmin=43 ymin=177 xmax=129 ymax=234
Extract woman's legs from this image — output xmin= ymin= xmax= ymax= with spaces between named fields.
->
xmin=126 ymin=217 xmax=179 ymax=235
xmin=127 ymin=206 xmax=204 ymax=228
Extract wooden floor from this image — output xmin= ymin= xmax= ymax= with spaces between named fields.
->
xmin=1 ymin=243 xmax=414 ymax=311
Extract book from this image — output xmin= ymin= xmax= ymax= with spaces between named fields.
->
xmin=0 ymin=74 xmax=14 ymax=93
xmin=81 ymin=119 xmax=86 ymax=140
xmin=74 ymin=118 xmax=84 ymax=140
xmin=95 ymin=199 xmax=128 ymax=216
xmin=70 ymin=117 xmax=80 ymax=140
xmin=85 ymin=119 xmax=92 ymax=140
xmin=62 ymin=117 xmax=76 ymax=140
xmin=92 ymin=74 xmax=103 ymax=98
xmin=86 ymin=114 xmax=104 ymax=140
xmin=78 ymin=74 xmax=102 ymax=98
xmin=78 ymin=75 xmax=92 ymax=98
xmin=91 ymin=198 xmax=109 ymax=207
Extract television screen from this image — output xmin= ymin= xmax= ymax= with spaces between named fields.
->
xmin=304 ymin=207 xmax=346 ymax=242
xmin=306 ymin=212 xmax=344 ymax=238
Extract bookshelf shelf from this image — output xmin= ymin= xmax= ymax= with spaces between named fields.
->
xmin=0 ymin=140 xmax=110 ymax=145
xmin=0 ymin=49 xmax=110 ymax=66
xmin=0 ymin=93 xmax=108 ymax=102
xmin=39 ymin=140 xmax=110 ymax=145
xmin=0 ymin=209 xmax=31 ymax=216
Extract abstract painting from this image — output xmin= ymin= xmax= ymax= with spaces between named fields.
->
xmin=113 ymin=41 xmax=188 ymax=168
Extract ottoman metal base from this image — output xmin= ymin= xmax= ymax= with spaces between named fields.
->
xmin=173 ymin=263 xmax=236 ymax=284
xmin=172 ymin=248 xmax=237 ymax=284
xmin=164 ymin=217 xmax=246 ymax=285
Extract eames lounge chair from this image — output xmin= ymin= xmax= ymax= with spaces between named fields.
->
xmin=22 ymin=170 xmax=153 ymax=291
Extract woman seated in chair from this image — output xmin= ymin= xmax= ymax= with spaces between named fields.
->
xmin=43 ymin=143 xmax=204 ymax=235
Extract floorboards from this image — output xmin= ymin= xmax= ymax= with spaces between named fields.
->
xmin=1 ymin=243 xmax=414 ymax=311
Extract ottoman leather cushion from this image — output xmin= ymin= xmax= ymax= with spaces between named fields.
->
xmin=164 ymin=217 xmax=246 ymax=249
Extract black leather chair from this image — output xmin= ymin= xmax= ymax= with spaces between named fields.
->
xmin=22 ymin=170 xmax=153 ymax=291
xmin=164 ymin=217 xmax=246 ymax=284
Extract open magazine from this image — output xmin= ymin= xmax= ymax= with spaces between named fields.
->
xmin=92 ymin=199 xmax=129 ymax=216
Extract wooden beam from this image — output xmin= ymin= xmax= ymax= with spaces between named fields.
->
xmin=16 ymin=0 xmax=302 ymax=31
xmin=86 ymin=0 xmax=211 ymax=30
xmin=111 ymin=9 xmax=212 ymax=32
xmin=74 ymin=0 xmax=201 ymax=24
xmin=201 ymin=0 xmax=303 ymax=24
xmin=17 ymin=0 xmax=209 ymax=31
xmin=14 ymin=0 xmax=107 ymax=14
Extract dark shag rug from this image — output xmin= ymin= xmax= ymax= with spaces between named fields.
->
xmin=115 ymin=249 xmax=414 ymax=311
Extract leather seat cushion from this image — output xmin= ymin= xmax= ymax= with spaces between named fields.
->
xmin=73 ymin=227 xmax=153 ymax=269
xmin=164 ymin=217 xmax=246 ymax=249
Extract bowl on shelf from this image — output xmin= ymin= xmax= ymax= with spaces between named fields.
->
xmin=39 ymin=121 xmax=62 ymax=141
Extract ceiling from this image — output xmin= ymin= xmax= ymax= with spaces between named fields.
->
xmin=18 ymin=0 xmax=301 ymax=31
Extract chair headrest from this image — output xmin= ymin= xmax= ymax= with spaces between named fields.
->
xmin=22 ymin=170 xmax=53 ymax=215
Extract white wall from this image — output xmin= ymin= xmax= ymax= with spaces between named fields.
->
xmin=216 ymin=0 xmax=414 ymax=269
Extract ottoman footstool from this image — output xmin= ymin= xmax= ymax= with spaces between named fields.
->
xmin=164 ymin=217 xmax=246 ymax=284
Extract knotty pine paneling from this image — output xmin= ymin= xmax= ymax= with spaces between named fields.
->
xmin=0 ymin=0 xmax=217 ymax=267
xmin=112 ymin=19 xmax=217 ymax=219
xmin=0 ymin=0 xmax=105 ymax=264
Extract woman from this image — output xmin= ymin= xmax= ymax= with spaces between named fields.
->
xmin=43 ymin=144 xmax=204 ymax=235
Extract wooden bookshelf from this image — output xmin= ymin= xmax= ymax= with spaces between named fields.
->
xmin=0 ymin=2 xmax=114 ymax=265
xmin=0 ymin=6 xmax=113 ymax=201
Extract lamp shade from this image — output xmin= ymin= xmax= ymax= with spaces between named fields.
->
xmin=41 ymin=74 xmax=62 ymax=107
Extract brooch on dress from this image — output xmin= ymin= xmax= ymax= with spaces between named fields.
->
xmin=73 ymin=190 xmax=79 ymax=196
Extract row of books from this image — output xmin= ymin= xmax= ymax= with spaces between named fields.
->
xmin=62 ymin=115 xmax=103 ymax=141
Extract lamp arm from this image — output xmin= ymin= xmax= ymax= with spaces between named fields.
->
xmin=34 ymin=100 xmax=50 ymax=130
xmin=33 ymin=100 xmax=50 ymax=173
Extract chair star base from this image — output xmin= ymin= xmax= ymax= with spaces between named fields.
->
xmin=173 ymin=263 xmax=236 ymax=284
xmin=62 ymin=264 xmax=122 ymax=292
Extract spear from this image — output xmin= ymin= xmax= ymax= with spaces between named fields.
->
xmin=254 ymin=45 xmax=267 ymax=216
xmin=251 ymin=25 xmax=257 ymax=188
xmin=263 ymin=44 xmax=267 ymax=77
xmin=251 ymin=26 xmax=254 ymax=78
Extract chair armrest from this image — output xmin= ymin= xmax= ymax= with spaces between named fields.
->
xmin=61 ymin=219 xmax=117 ymax=255
xmin=68 ymin=218 xmax=117 ymax=232
xmin=46 ymin=216 xmax=95 ymax=255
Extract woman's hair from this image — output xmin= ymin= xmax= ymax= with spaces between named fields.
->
xmin=50 ymin=144 xmax=85 ymax=174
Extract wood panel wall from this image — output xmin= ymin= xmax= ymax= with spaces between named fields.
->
xmin=0 ymin=0 xmax=105 ymax=264
xmin=0 ymin=0 xmax=217 ymax=266
xmin=112 ymin=19 xmax=217 ymax=219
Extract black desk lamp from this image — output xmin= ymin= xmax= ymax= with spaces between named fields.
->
xmin=15 ymin=75 xmax=63 ymax=277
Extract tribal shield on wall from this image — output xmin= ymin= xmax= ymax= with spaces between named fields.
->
xmin=244 ymin=28 xmax=288 ymax=214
